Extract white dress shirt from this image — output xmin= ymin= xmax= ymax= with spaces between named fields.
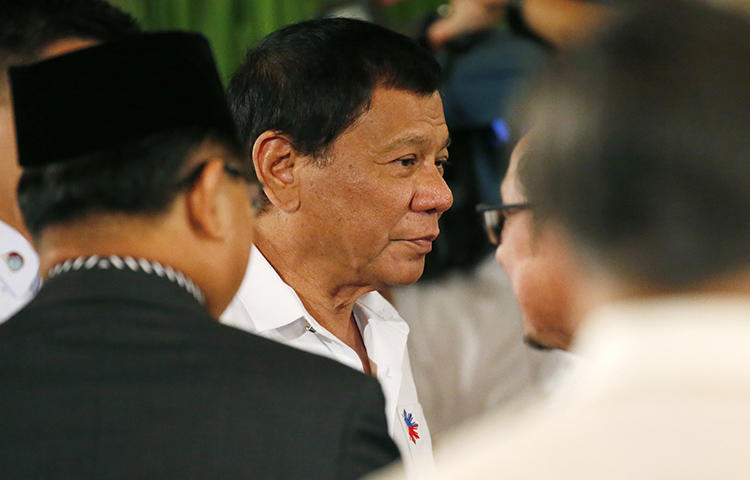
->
xmin=372 ymin=295 xmax=750 ymax=480
xmin=0 ymin=219 xmax=40 ymax=322
xmin=222 ymin=245 xmax=433 ymax=472
xmin=392 ymin=254 xmax=580 ymax=438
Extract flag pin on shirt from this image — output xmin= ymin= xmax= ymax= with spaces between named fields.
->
xmin=3 ymin=252 xmax=24 ymax=272
xmin=403 ymin=409 xmax=420 ymax=444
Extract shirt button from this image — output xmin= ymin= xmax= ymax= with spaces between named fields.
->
xmin=4 ymin=252 xmax=24 ymax=272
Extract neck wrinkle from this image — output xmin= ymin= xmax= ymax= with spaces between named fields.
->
xmin=253 ymin=227 xmax=374 ymax=334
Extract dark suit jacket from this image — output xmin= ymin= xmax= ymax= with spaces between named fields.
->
xmin=0 ymin=267 xmax=399 ymax=479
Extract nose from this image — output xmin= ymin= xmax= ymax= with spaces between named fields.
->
xmin=410 ymin=167 xmax=453 ymax=214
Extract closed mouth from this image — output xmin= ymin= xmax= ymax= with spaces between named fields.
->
xmin=399 ymin=235 xmax=438 ymax=253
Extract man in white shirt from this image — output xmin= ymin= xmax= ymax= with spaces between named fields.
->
xmin=374 ymin=2 xmax=750 ymax=478
xmin=223 ymin=18 xmax=453 ymax=470
xmin=0 ymin=0 xmax=140 ymax=322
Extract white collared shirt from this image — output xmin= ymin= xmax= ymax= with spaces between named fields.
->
xmin=381 ymin=295 xmax=750 ymax=480
xmin=222 ymin=245 xmax=433 ymax=471
xmin=0 ymin=219 xmax=40 ymax=323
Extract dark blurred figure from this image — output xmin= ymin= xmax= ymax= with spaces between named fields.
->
xmin=424 ymin=0 xmax=615 ymax=50
xmin=0 ymin=0 xmax=139 ymax=321
xmin=0 ymin=32 xmax=398 ymax=479
xmin=377 ymin=1 xmax=750 ymax=478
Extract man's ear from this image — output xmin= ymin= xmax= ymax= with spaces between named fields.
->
xmin=185 ymin=158 xmax=228 ymax=240
xmin=252 ymin=130 xmax=304 ymax=212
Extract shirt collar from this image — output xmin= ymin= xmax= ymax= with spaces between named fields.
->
xmin=576 ymin=294 xmax=750 ymax=352
xmin=356 ymin=291 xmax=410 ymax=335
xmin=570 ymin=295 xmax=750 ymax=394
xmin=232 ymin=244 xmax=310 ymax=332
xmin=233 ymin=245 xmax=412 ymax=337
xmin=0 ymin=219 xmax=40 ymax=298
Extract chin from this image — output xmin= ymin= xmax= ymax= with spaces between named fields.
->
xmin=379 ymin=258 xmax=426 ymax=286
xmin=523 ymin=334 xmax=555 ymax=351
xmin=523 ymin=319 xmax=572 ymax=351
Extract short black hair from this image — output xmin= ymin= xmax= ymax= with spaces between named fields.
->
xmin=516 ymin=1 xmax=750 ymax=288
xmin=0 ymin=0 xmax=139 ymax=90
xmin=227 ymin=17 xmax=441 ymax=161
xmin=19 ymin=129 xmax=247 ymax=237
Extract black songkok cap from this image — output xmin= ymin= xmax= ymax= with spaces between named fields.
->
xmin=9 ymin=31 xmax=237 ymax=168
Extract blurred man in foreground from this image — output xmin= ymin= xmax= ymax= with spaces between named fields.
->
xmin=376 ymin=1 xmax=750 ymax=478
xmin=0 ymin=0 xmax=140 ymax=321
xmin=0 ymin=32 xmax=398 ymax=478
xmin=224 ymin=18 xmax=452 ymax=469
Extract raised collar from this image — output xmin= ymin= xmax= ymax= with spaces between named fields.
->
xmin=576 ymin=295 xmax=750 ymax=353
xmin=231 ymin=245 xmax=312 ymax=332
xmin=47 ymin=255 xmax=204 ymax=305
xmin=569 ymin=295 xmax=750 ymax=398
xmin=24 ymin=264 xmax=210 ymax=323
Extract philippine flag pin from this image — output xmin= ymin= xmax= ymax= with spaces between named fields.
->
xmin=402 ymin=409 xmax=420 ymax=444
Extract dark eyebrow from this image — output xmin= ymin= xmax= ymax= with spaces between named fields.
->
xmin=381 ymin=134 xmax=452 ymax=153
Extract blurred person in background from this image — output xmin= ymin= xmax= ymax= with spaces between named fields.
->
xmin=424 ymin=0 xmax=615 ymax=50
xmin=224 ymin=17 xmax=451 ymax=471
xmin=481 ymin=134 xmax=581 ymax=351
xmin=0 ymin=0 xmax=140 ymax=322
xmin=0 ymin=32 xmax=398 ymax=478
xmin=389 ymin=25 xmax=571 ymax=437
xmin=377 ymin=1 xmax=750 ymax=478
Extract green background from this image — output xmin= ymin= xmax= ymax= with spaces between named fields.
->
xmin=111 ymin=0 xmax=443 ymax=83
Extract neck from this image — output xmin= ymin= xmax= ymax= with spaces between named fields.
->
xmin=36 ymin=213 xmax=228 ymax=318
xmin=39 ymin=217 xmax=164 ymax=274
xmin=255 ymin=218 xmax=373 ymax=355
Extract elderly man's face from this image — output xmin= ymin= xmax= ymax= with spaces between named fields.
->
xmin=299 ymin=87 xmax=452 ymax=287
xmin=495 ymin=137 xmax=575 ymax=350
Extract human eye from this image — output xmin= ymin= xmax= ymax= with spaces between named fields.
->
xmin=435 ymin=156 xmax=450 ymax=175
xmin=395 ymin=156 xmax=418 ymax=167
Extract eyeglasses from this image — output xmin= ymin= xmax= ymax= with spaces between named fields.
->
xmin=476 ymin=202 xmax=531 ymax=245
xmin=176 ymin=160 xmax=264 ymax=214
